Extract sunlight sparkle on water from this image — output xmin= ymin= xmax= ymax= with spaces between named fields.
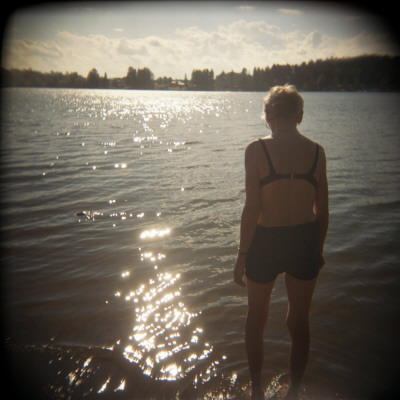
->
xmin=107 ymin=185 xmax=228 ymax=385
xmin=140 ymin=228 xmax=171 ymax=239
xmin=114 ymin=379 xmax=125 ymax=392
xmin=97 ymin=377 xmax=110 ymax=393
xmin=114 ymin=270 xmax=224 ymax=382
xmin=114 ymin=163 xmax=127 ymax=168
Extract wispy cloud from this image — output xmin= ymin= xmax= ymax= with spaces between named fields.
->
xmin=277 ymin=8 xmax=303 ymax=15
xmin=237 ymin=6 xmax=254 ymax=12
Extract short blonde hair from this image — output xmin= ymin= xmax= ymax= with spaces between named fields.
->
xmin=263 ymin=84 xmax=304 ymax=121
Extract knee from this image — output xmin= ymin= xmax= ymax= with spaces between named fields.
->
xmin=247 ymin=307 xmax=268 ymax=331
xmin=286 ymin=312 xmax=309 ymax=340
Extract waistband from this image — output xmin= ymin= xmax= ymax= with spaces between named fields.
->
xmin=256 ymin=220 xmax=318 ymax=233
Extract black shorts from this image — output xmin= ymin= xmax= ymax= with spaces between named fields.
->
xmin=245 ymin=221 xmax=321 ymax=284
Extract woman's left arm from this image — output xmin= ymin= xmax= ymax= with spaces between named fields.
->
xmin=233 ymin=142 xmax=261 ymax=287
xmin=314 ymin=145 xmax=329 ymax=269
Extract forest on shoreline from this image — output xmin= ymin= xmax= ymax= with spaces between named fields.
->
xmin=2 ymin=55 xmax=399 ymax=92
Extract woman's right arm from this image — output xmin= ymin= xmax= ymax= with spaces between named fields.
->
xmin=314 ymin=145 xmax=329 ymax=267
xmin=233 ymin=142 xmax=260 ymax=287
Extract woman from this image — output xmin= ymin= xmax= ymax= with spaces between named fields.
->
xmin=233 ymin=84 xmax=329 ymax=400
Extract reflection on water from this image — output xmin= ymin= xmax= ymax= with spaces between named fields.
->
xmin=113 ymin=237 xmax=228 ymax=388
xmin=121 ymin=271 xmax=215 ymax=382
xmin=140 ymin=228 xmax=171 ymax=240
xmin=18 ymin=237 xmax=237 ymax=399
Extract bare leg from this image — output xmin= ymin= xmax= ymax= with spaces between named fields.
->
xmin=284 ymin=273 xmax=317 ymax=399
xmin=246 ymin=277 xmax=276 ymax=399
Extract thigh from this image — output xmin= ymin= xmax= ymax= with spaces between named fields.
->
xmin=285 ymin=273 xmax=317 ymax=318
xmin=284 ymin=222 xmax=321 ymax=281
xmin=247 ymin=277 xmax=276 ymax=316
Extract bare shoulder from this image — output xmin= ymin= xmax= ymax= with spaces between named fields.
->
xmin=303 ymin=135 xmax=326 ymax=157
xmin=245 ymin=139 xmax=262 ymax=157
xmin=309 ymin=139 xmax=327 ymax=175
xmin=246 ymin=135 xmax=273 ymax=152
xmin=313 ymin=140 xmax=326 ymax=162
xmin=246 ymin=139 xmax=261 ymax=151
xmin=244 ymin=139 xmax=264 ymax=169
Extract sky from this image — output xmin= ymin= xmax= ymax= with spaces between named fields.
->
xmin=2 ymin=1 xmax=399 ymax=79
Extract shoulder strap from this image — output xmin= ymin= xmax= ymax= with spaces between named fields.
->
xmin=258 ymin=139 xmax=276 ymax=174
xmin=308 ymin=144 xmax=319 ymax=175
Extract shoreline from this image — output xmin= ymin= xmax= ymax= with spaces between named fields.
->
xmin=3 ymin=86 xmax=400 ymax=93
xmin=2 ymin=55 xmax=399 ymax=92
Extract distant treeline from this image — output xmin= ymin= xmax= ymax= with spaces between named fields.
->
xmin=2 ymin=55 xmax=400 ymax=91
xmin=1 ymin=67 xmax=155 ymax=90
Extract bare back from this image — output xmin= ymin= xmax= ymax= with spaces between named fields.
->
xmin=253 ymin=132 xmax=325 ymax=227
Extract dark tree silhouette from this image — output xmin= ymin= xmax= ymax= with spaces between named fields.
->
xmin=86 ymin=68 xmax=100 ymax=88
xmin=2 ymin=55 xmax=399 ymax=91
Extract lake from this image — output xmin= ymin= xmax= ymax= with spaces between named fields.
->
xmin=2 ymin=88 xmax=400 ymax=399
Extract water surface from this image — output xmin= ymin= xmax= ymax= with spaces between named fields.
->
xmin=2 ymin=88 xmax=400 ymax=399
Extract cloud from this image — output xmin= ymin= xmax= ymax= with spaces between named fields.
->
xmin=2 ymin=19 xmax=398 ymax=79
xmin=278 ymin=9 xmax=303 ymax=15
xmin=310 ymin=31 xmax=322 ymax=49
xmin=2 ymin=38 xmax=64 ymax=70
xmin=117 ymin=38 xmax=148 ymax=56
xmin=237 ymin=6 xmax=254 ymax=12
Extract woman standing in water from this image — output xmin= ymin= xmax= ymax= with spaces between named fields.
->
xmin=234 ymin=85 xmax=329 ymax=400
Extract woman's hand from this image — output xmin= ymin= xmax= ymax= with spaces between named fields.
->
xmin=233 ymin=255 xmax=246 ymax=287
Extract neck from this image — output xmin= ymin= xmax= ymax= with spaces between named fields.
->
xmin=271 ymin=127 xmax=299 ymax=138
xmin=267 ymin=117 xmax=299 ymax=137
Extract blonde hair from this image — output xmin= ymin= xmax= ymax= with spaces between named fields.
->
xmin=263 ymin=84 xmax=304 ymax=121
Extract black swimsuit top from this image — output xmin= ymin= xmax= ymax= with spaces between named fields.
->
xmin=259 ymin=139 xmax=319 ymax=190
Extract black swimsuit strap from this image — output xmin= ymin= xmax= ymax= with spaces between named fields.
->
xmin=260 ymin=139 xmax=319 ymax=175
xmin=258 ymin=139 xmax=276 ymax=174
xmin=259 ymin=139 xmax=319 ymax=189
xmin=308 ymin=144 xmax=319 ymax=176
